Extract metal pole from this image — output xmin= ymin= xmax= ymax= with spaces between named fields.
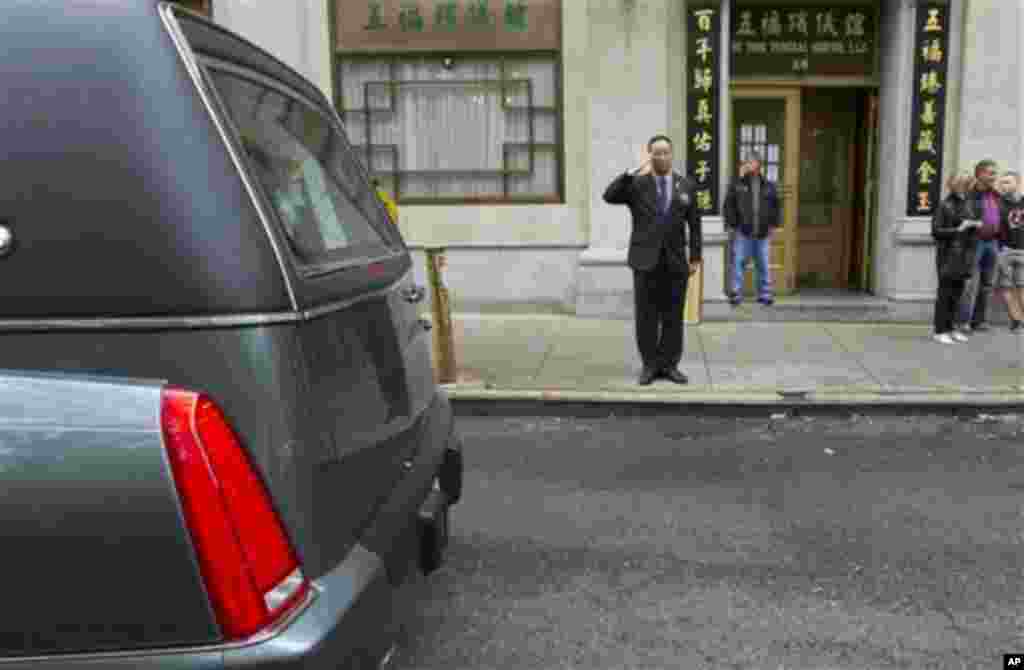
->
xmin=425 ymin=247 xmax=456 ymax=384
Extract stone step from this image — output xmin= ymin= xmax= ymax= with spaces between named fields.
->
xmin=704 ymin=296 xmax=891 ymax=322
xmin=452 ymin=293 xmax=1020 ymax=325
xmin=704 ymin=292 xmax=1017 ymax=323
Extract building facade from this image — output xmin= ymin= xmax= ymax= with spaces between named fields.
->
xmin=207 ymin=0 xmax=1024 ymax=320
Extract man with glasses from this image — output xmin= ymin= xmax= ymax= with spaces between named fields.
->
xmin=604 ymin=135 xmax=703 ymax=386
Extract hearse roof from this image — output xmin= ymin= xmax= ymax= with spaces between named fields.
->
xmin=0 ymin=2 xmax=307 ymax=320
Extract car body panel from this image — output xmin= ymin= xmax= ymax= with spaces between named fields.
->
xmin=0 ymin=327 xmax=328 ymax=580
xmin=0 ymin=1 xmax=292 ymax=318
xmin=0 ymin=372 xmax=220 ymax=657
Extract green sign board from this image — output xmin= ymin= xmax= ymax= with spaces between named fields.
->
xmin=731 ymin=7 xmax=877 ymax=77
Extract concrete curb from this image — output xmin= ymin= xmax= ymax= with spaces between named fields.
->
xmin=441 ymin=386 xmax=1024 ymax=403
xmin=442 ymin=385 xmax=1024 ymax=416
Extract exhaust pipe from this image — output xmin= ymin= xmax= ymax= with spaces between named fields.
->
xmin=378 ymin=643 xmax=398 ymax=669
xmin=417 ymin=481 xmax=449 ymax=575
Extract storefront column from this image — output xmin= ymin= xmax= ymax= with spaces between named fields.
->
xmin=1021 ymin=0 xmax=1024 ymax=177
xmin=700 ymin=0 xmax=732 ymax=312
xmin=575 ymin=0 xmax=729 ymax=317
xmin=873 ymin=1 xmax=921 ymax=307
xmin=211 ymin=0 xmax=333 ymax=101
xmin=956 ymin=0 xmax=1023 ymax=173
xmin=1020 ymin=0 xmax=1024 ymax=177
xmin=887 ymin=0 xmax=1021 ymax=319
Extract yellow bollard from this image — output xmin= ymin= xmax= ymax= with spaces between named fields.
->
xmin=684 ymin=262 xmax=704 ymax=325
xmin=425 ymin=248 xmax=457 ymax=384
xmin=373 ymin=180 xmax=399 ymax=226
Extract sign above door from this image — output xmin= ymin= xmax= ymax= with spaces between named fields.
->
xmin=335 ymin=0 xmax=561 ymax=52
xmin=730 ymin=6 xmax=877 ymax=77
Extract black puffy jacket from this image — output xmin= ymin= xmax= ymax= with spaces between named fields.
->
xmin=932 ymin=193 xmax=977 ymax=280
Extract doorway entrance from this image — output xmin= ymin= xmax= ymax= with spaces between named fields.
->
xmin=730 ymin=86 xmax=800 ymax=295
xmin=729 ymin=84 xmax=878 ymax=295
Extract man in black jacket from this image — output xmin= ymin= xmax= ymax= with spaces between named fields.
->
xmin=603 ymin=136 xmax=703 ymax=386
xmin=723 ymin=154 xmax=782 ymax=306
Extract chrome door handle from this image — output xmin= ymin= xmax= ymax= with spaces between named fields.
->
xmin=417 ymin=317 xmax=433 ymax=331
xmin=401 ymin=285 xmax=426 ymax=303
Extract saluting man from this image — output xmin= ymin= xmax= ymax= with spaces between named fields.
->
xmin=603 ymin=136 xmax=703 ymax=386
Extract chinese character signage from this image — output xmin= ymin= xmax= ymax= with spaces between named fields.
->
xmin=687 ymin=5 xmax=720 ymax=216
xmin=731 ymin=6 xmax=876 ymax=77
xmin=907 ymin=2 xmax=949 ymax=216
xmin=336 ymin=0 xmax=560 ymax=52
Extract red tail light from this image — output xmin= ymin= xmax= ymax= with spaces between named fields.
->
xmin=160 ymin=387 xmax=309 ymax=641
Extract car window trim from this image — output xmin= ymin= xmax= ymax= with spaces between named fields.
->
xmin=158 ymin=4 xmax=299 ymax=311
xmin=197 ymin=56 xmax=406 ymax=279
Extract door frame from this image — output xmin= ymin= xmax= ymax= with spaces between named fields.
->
xmin=729 ymin=83 xmax=801 ymax=294
xmin=861 ymin=92 xmax=880 ymax=293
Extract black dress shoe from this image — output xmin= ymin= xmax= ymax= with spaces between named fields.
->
xmin=637 ymin=367 xmax=658 ymax=386
xmin=663 ymin=368 xmax=689 ymax=384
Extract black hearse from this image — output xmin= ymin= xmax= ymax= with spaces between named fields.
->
xmin=0 ymin=2 xmax=461 ymax=667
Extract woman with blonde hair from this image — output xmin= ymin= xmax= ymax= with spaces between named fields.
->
xmin=932 ymin=172 xmax=982 ymax=343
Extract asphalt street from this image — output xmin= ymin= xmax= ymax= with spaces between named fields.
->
xmin=392 ymin=412 xmax=1024 ymax=670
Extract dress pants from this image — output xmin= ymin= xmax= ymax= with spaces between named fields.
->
xmin=633 ymin=248 xmax=689 ymax=372
xmin=934 ymin=277 xmax=966 ymax=334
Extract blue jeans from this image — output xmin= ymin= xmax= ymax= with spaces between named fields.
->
xmin=958 ymin=239 xmax=998 ymax=327
xmin=732 ymin=231 xmax=772 ymax=300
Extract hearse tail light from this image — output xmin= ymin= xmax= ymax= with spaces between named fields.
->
xmin=160 ymin=387 xmax=309 ymax=641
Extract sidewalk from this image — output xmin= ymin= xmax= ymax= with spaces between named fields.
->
xmin=437 ymin=314 xmax=1024 ymax=406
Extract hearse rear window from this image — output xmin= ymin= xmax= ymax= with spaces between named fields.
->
xmin=207 ymin=68 xmax=398 ymax=268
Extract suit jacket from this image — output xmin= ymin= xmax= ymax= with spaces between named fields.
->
xmin=723 ymin=174 xmax=781 ymax=239
xmin=603 ymin=170 xmax=703 ymax=273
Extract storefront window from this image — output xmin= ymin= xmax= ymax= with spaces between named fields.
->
xmin=335 ymin=53 xmax=563 ymax=205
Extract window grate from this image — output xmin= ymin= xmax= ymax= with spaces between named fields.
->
xmin=335 ymin=53 xmax=562 ymax=205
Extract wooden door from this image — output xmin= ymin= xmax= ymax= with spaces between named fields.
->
xmin=730 ymin=86 xmax=801 ymax=295
xmin=796 ymin=88 xmax=859 ymax=289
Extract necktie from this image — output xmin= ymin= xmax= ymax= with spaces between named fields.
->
xmin=659 ymin=176 xmax=669 ymax=214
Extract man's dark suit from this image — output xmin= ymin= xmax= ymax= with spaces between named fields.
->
xmin=603 ymin=170 xmax=703 ymax=374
